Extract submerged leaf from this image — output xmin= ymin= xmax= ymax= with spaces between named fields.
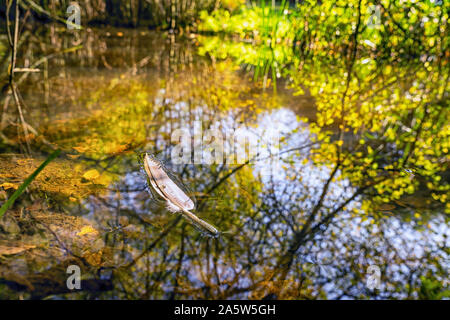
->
xmin=76 ymin=226 xmax=98 ymax=236
xmin=0 ymin=245 xmax=36 ymax=256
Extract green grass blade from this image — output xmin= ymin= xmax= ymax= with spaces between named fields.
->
xmin=0 ymin=149 xmax=61 ymax=218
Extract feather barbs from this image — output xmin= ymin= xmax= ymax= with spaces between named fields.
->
xmin=143 ymin=153 xmax=194 ymax=211
xmin=142 ymin=153 xmax=219 ymax=237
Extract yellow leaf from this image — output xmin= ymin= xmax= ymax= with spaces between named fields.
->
xmin=0 ymin=245 xmax=35 ymax=256
xmin=83 ymin=169 xmax=100 ymax=180
xmin=73 ymin=146 xmax=89 ymax=153
xmin=0 ymin=182 xmax=19 ymax=190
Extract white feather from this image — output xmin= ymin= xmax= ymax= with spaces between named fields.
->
xmin=144 ymin=154 xmax=194 ymax=210
xmin=143 ymin=153 xmax=219 ymax=237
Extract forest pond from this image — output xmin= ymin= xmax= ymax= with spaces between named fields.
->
xmin=0 ymin=27 xmax=448 ymax=299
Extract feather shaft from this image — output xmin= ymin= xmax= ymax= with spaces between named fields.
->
xmin=179 ymin=207 xmax=219 ymax=237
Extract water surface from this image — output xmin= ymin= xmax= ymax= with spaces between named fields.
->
xmin=0 ymin=27 xmax=448 ymax=299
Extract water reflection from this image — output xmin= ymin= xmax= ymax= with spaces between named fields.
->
xmin=0 ymin=27 xmax=448 ymax=299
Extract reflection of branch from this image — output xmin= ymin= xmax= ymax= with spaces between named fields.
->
xmin=170 ymin=224 xmax=186 ymax=299
xmin=16 ymin=45 xmax=83 ymax=87
xmin=401 ymin=104 xmax=429 ymax=167
xmin=23 ymin=0 xmax=83 ymax=29
xmin=5 ymin=1 xmax=13 ymax=48
xmin=270 ymin=171 xmax=387 ymax=298
xmin=338 ymin=0 xmax=362 ymax=156
xmin=10 ymin=83 xmax=31 ymax=153
xmin=27 ymin=210 xmax=91 ymax=267
xmin=206 ymin=142 xmax=317 ymax=205
xmin=7 ymin=0 xmax=31 ymax=153
xmin=8 ymin=0 xmax=18 ymax=85
xmin=1 ymin=37 xmax=82 ymax=148
xmin=122 ymin=215 xmax=182 ymax=269
xmin=275 ymin=161 xmax=341 ymax=278
xmin=376 ymin=0 xmax=422 ymax=44
xmin=13 ymin=67 xmax=40 ymax=73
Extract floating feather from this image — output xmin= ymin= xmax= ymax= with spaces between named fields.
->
xmin=142 ymin=153 xmax=219 ymax=237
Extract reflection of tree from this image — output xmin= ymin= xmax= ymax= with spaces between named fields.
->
xmin=0 ymin=0 xmax=221 ymax=28
xmin=170 ymin=2 xmax=448 ymax=298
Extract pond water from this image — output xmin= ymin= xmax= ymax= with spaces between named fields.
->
xmin=0 ymin=26 xmax=448 ymax=299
